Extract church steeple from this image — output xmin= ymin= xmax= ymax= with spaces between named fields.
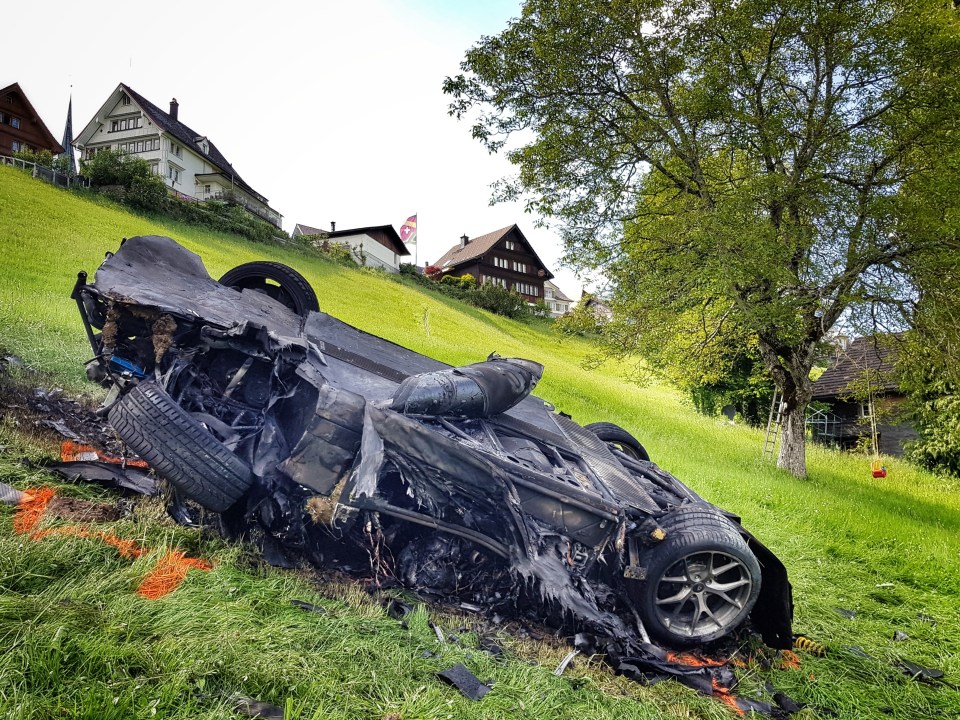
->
xmin=60 ymin=94 xmax=76 ymax=176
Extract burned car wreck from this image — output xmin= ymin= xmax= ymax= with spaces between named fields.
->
xmin=72 ymin=235 xmax=792 ymax=654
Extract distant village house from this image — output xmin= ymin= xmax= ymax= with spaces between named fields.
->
xmin=74 ymin=83 xmax=281 ymax=228
xmin=433 ymin=225 xmax=554 ymax=303
xmin=293 ymin=222 xmax=410 ymax=273
xmin=0 ymin=82 xmax=63 ymax=157
xmin=544 ymin=280 xmax=573 ymax=318
xmin=809 ymin=335 xmax=916 ymax=456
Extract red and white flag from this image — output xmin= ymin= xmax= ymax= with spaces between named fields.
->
xmin=399 ymin=214 xmax=417 ymax=246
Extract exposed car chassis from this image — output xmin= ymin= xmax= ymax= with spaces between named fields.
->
xmin=72 ymin=235 xmax=792 ymax=650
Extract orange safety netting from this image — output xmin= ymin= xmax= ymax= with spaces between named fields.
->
xmin=779 ymin=649 xmax=802 ymax=670
xmin=666 ymin=651 xmax=728 ymax=668
xmin=12 ymin=486 xmax=210 ymax=598
xmin=138 ymin=550 xmax=213 ymax=599
xmin=12 ymin=487 xmax=56 ymax=534
xmin=60 ymin=441 xmax=150 ymax=467
xmin=711 ymin=678 xmax=746 ymax=716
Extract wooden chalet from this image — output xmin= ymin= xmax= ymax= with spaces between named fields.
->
xmin=433 ymin=225 xmax=553 ymax=302
xmin=0 ymin=82 xmax=64 ymax=157
xmin=809 ymin=336 xmax=916 ymax=456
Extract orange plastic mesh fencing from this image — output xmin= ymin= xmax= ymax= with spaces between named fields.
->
xmin=29 ymin=526 xmax=146 ymax=559
xmin=711 ymin=678 xmax=746 ymax=716
xmin=60 ymin=441 xmax=149 ymax=468
xmin=779 ymin=650 xmax=802 ymax=670
xmin=13 ymin=487 xmax=56 ymax=534
xmin=13 ymin=485 xmax=209 ymax=599
xmin=137 ymin=550 xmax=213 ymax=599
xmin=665 ymin=651 xmax=727 ymax=668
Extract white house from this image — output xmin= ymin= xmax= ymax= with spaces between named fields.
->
xmin=74 ymin=83 xmax=281 ymax=228
xmin=294 ymin=222 xmax=410 ymax=272
xmin=544 ymin=280 xmax=573 ymax=317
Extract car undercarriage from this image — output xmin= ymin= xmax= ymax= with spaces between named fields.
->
xmin=73 ymin=235 xmax=792 ymax=652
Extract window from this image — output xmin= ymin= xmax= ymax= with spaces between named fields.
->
xmin=485 ymin=276 xmax=507 ymax=288
xmin=493 ymin=256 xmax=508 ymax=269
xmin=505 ymin=240 xmax=517 ymax=251
xmin=514 ymin=282 xmax=540 ymax=296
xmin=170 ymin=142 xmax=182 ymax=158
xmin=512 ymin=261 xmax=527 ymax=273
xmin=110 ymin=117 xmax=141 ymax=132
xmin=545 ymin=289 xmax=554 ymax=299
xmin=120 ymin=93 xmax=131 ymax=106
xmin=0 ymin=113 xmax=4 ymax=123
xmin=168 ymin=166 xmax=181 ymax=183
xmin=11 ymin=117 xmax=20 ymax=129
xmin=204 ymin=184 xmax=211 ymax=193
xmin=11 ymin=140 xmax=20 ymax=152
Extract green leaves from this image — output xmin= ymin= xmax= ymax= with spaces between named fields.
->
xmin=447 ymin=0 xmax=960 ymax=475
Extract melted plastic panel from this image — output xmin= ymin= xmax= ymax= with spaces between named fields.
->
xmin=553 ymin=414 xmax=660 ymax=514
xmin=391 ymin=358 xmax=543 ymax=417
xmin=91 ymin=235 xmax=303 ymax=336
xmin=343 ymin=405 xmax=632 ymax=636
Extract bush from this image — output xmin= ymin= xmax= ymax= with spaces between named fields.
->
xmin=440 ymin=273 xmax=475 ymax=291
xmin=127 ymin=174 xmax=168 ymax=212
xmin=313 ymin=240 xmax=359 ymax=267
xmin=469 ymin=282 xmax=531 ymax=320
xmin=13 ymin=148 xmax=54 ymax=168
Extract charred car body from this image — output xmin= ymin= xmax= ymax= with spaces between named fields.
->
xmin=73 ymin=235 xmax=792 ymax=650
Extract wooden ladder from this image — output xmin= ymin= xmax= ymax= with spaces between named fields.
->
xmin=763 ymin=389 xmax=783 ymax=461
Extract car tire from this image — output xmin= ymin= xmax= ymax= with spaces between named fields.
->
xmin=218 ymin=261 xmax=319 ymax=317
xmin=108 ymin=381 xmax=254 ymax=512
xmin=634 ymin=507 xmax=761 ymax=646
xmin=585 ymin=421 xmax=651 ymax=462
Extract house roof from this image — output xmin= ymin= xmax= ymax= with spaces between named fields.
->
xmin=434 ymin=224 xmax=554 ymax=279
xmin=118 ymin=84 xmax=269 ymax=204
xmin=74 ymin=83 xmax=272 ymax=207
xmin=327 ymin=225 xmax=410 ymax=256
xmin=545 ymin=280 xmax=573 ymax=303
xmin=293 ymin=223 xmax=325 ymax=237
xmin=812 ymin=336 xmax=901 ymax=400
xmin=0 ymin=82 xmax=64 ymax=154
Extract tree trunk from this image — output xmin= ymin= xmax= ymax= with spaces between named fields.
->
xmin=759 ymin=339 xmax=817 ymax=478
xmin=777 ymin=400 xmax=808 ymax=478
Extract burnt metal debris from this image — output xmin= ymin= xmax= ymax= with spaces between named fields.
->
xmin=72 ymin=235 xmax=793 ymax=661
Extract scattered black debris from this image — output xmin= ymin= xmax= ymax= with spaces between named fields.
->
xmin=893 ymin=631 xmax=909 ymax=642
xmin=47 ymin=461 xmax=159 ymax=496
xmin=774 ymin=691 xmax=803 ymax=713
xmin=916 ymin=613 xmax=937 ymax=626
xmin=421 ymin=650 xmax=436 ymax=659
xmin=41 ymin=419 xmax=82 ymax=441
xmin=229 ymin=695 xmax=284 ymax=719
xmin=478 ymin=636 xmax=504 ymax=658
xmin=845 ymin=646 xmax=876 ymax=660
xmin=385 ymin=598 xmax=412 ymax=621
xmin=259 ymin=534 xmax=295 ymax=569
xmin=899 ymin=659 xmax=945 ymax=683
xmin=834 ymin=608 xmax=857 ymax=620
xmin=437 ymin=663 xmax=492 ymax=700
xmin=291 ymin=599 xmax=326 ymax=614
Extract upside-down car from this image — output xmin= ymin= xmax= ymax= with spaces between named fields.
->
xmin=73 ymin=235 xmax=792 ymax=650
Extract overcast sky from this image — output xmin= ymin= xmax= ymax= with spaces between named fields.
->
xmin=7 ymin=0 xmax=587 ymax=298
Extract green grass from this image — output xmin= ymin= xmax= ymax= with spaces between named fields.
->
xmin=1 ymin=165 xmax=959 ymax=718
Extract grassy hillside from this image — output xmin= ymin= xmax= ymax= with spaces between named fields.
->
xmin=2 ymin=165 xmax=959 ymax=719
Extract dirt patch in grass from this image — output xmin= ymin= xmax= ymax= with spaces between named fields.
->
xmin=0 ymin=353 xmax=118 ymax=455
xmin=45 ymin=495 xmax=122 ymax=523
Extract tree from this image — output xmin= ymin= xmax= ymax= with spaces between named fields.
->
xmin=445 ymin=0 xmax=960 ymax=476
